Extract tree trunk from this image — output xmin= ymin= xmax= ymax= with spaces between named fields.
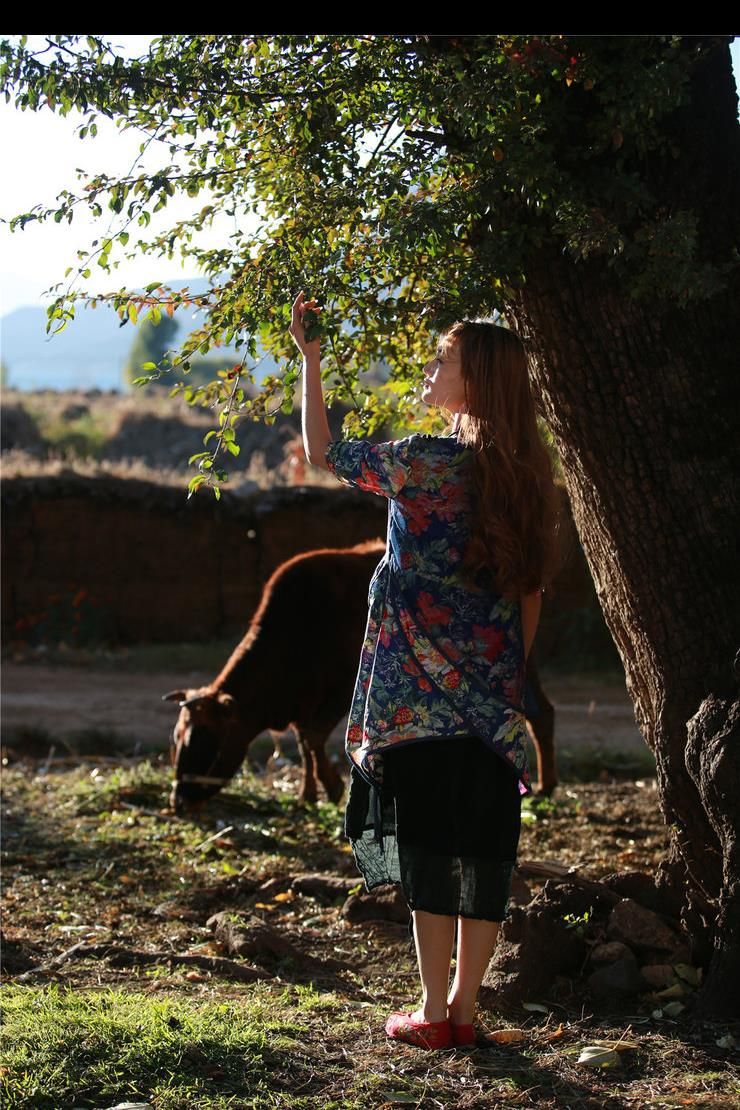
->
xmin=504 ymin=39 xmax=740 ymax=1017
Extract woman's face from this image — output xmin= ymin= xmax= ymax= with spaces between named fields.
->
xmin=420 ymin=336 xmax=467 ymax=412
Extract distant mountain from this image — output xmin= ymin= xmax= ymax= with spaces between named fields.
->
xmin=0 ymin=277 xmax=278 ymax=392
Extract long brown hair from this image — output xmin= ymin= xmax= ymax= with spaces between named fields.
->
xmin=441 ymin=320 xmax=564 ymax=601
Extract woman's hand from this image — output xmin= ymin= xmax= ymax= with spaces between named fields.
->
xmin=290 ymin=290 xmax=322 ymax=357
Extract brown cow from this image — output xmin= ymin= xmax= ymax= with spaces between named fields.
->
xmin=163 ymin=540 xmax=556 ymax=814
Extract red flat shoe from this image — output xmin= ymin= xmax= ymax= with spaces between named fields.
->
xmin=385 ymin=1010 xmax=453 ymax=1050
xmin=450 ymin=1021 xmax=477 ymax=1047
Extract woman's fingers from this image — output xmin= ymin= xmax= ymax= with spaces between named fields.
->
xmin=289 ymin=292 xmax=322 ymax=349
xmin=292 ymin=297 xmax=319 ymax=314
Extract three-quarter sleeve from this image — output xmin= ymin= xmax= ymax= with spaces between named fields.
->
xmin=325 ymin=436 xmax=414 ymax=499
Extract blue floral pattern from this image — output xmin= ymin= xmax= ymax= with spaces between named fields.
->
xmin=325 ymin=432 xmax=532 ymax=797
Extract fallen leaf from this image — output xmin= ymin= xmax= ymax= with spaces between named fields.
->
xmin=654 ymin=983 xmax=685 ymax=999
xmin=673 ymin=963 xmax=700 ymax=987
xmin=662 ymin=1001 xmax=685 ymax=1017
xmin=577 ymin=1045 xmax=621 ymax=1068
xmin=486 ymin=1027 xmax=526 ymax=1044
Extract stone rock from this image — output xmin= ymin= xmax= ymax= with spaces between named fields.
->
xmin=607 ymin=897 xmax=684 ymax=955
xmin=342 ymin=887 xmax=410 ymax=925
xmin=640 ymin=942 xmax=692 ymax=966
xmin=207 ymin=910 xmax=295 ymax=963
xmin=291 ymin=873 xmax=361 ymax=902
xmin=509 ymin=869 xmax=533 ymax=906
xmin=481 ymin=881 xmax=592 ymax=1009
xmin=600 ymin=869 xmax=684 ymax=919
xmin=640 ymin=963 xmax=678 ymax=989
xmin=588 ymin=953 xmax=648 ymax=998
xmin=590 ymin=940 xmax=632 ymax=965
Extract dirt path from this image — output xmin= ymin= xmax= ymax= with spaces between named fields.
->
xmin=1 ymin=662 xmax=648 ymax=761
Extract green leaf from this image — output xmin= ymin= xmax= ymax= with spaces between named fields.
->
xmin=187 ymin=474 xmax=206 ymax=499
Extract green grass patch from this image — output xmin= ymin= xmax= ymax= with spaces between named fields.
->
xmin=59 ymin=758 xmax=168 ymax=814
xmin=0 ymin=983 xmax=363 ymax=1109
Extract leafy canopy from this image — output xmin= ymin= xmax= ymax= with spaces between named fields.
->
xmin=1 ymin=34 xmax=728 ymax=496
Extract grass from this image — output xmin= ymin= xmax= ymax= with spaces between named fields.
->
xmin=3 ymin=750 xmax=739 ymax=1109
xmin=3 ymin=979 xmax=738 ymax=1108
xmin=1 ymin=983 xmax=361 ymax=1109
xmin=0 ymin=387 xmax=339 ymax=494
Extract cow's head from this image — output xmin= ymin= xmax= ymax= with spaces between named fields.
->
xmin=162 ymin=686 xmax=245 ymax=813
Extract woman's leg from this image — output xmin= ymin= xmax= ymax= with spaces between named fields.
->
xmin=409 ymin=908 xmax=456 ymax=1023
xmin=446 ymin=917 xmax=501 ymax=1025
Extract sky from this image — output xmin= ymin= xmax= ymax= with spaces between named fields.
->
xmin=1 ymin=34 xmax=739 ymax=319
xmin=0 ymin=34 xmax=247 ymax=319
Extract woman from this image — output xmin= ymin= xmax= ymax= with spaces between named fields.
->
xmin=292 ymin=291 xmax=561 ymax=1051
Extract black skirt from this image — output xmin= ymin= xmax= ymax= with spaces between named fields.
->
xmin=344 ymin=735 xmax=522 ymax=923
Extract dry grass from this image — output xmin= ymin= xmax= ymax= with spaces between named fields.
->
xmin=1 ymin=387 xmax=340 ymax=492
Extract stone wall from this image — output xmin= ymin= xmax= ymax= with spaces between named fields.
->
xmin=1 ymin=474 xmax=618 ymax=667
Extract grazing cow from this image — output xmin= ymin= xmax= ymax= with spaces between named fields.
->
xmin=163 ymin=540 xmax=557 ymax=814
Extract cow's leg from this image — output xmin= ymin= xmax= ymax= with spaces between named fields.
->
xmin=524 ymin=657 xmax=557 ymax=795
xmin=294 ymin=727 xmax=319 ymax=803
xmin=294 ymin=724 xmax=345 ymax=804
xmin=311 ymin=731 xmax=345 ymax=803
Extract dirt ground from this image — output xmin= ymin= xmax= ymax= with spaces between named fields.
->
xmin=1 ymin=660 xmax=653 ymax=778
xmin=6 ymin=659 xmax=740 ymax=1108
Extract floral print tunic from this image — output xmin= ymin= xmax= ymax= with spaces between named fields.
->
xmin=325 ymin=431 xmax=533 ymax=801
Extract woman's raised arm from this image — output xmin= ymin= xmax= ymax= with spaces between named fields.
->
xmin=290 ymin=290 xmax=332 ymax=469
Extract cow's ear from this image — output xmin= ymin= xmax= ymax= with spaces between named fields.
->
xmin=162 ymin=689 xmax=187 ymax=702
xmin=217 ymin=691 xmax=236 ymax=711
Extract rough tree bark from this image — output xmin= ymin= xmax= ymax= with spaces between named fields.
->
xmin=500 ymin=39 xmax=740 ymax=1018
